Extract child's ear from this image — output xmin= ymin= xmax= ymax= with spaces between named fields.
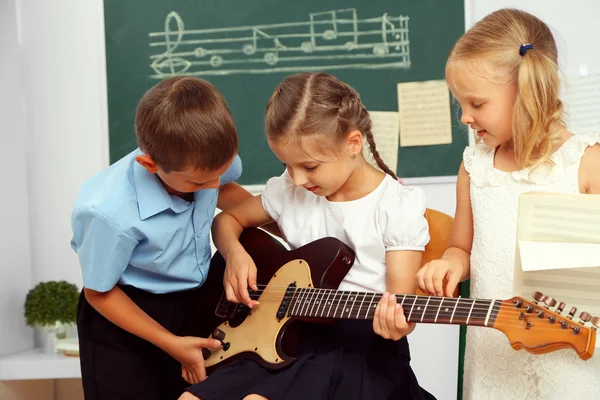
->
xmin=345 ymin=129 xmax=363 ymax=156
xmin=135 ymin=154 xmax=159 ymax=174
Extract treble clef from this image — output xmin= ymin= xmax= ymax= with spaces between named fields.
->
xmin=151 ymin=11 xmax=191 ymax=76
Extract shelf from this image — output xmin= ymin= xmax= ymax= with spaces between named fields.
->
xmin=0 ymin=349 xmax=81 ymax=380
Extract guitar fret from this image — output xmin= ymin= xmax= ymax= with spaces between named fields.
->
xmin=341 ymin=292 xmax=354 ymax=318
xmin=300 ymin=288 xmax=315 ymax=316
xmin=484 ymin=299 xmax=495 ymax=327
xmin=403 ymin=296 xmax=417 ymax=322
xmin=421 ymin=296 xmax=431 ymax=322
xmin=308 ymin=289 xmax=322 ymax=317
xmin=465 ymin=298 xmax=476 ymax=325
xmin=318 ymin=289 xmax=332 ymax=318
xmin=290 ymin=288 xmax=304 ymax=316
xmin=355 ymin=292 xmax=367 ymax=319
xmin=435 ymin=298 xmax=444 ymax=323
xmin=400 ymin=295 xmax=406 ymax=307
xmin=333 ymin=291 xmax=344 ymax=318
xmin=450 ymin=297 xmax=461 ymax=323
xmin=366 ymin=293 xmax=377 ymax=319
xmin=326 ymin=290 xmax=336 ymax=318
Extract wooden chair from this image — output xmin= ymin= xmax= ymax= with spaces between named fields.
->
xmin=417 ymin=208 xmax=457 ymax=296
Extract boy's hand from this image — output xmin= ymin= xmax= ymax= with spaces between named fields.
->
xmin=416 ymin=258 xmax=463 ymax=297
xmin=373 ymin=292 xmax=416 ymax=341
xmin=166 ymin=336 xmax=221 ymax=384
xmin=223 ymin=248 xmax=259 ymax=308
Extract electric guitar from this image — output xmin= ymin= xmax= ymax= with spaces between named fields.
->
xmin=198 ymin=228 xmax=598 ymax=370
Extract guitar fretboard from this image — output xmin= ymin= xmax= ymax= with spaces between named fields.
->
xmin=288 ymin=288 xmax=501 ymax=327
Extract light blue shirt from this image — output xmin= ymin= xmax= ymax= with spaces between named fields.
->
xmin=70 ymin=149 xmax=242 ymax=294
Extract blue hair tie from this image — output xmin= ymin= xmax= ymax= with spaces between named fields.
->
xmin=519 ymin=43 xmax=534 ymax=56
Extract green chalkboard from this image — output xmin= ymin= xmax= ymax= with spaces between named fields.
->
xmin=104 ymin=0 xmax=467 ymax=184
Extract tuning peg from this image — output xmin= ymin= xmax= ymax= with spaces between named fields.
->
xmin=556 ymin=302 xmax=566 ymax=314
xmin=542 ymin=296 xmax=557 ymax=307
xmin=579 ymin=312 xmax=593 ymax=323
xmin=568 ymin=307 xmax=577 ymax=319
xmin=591 ymin=316 xmax=600 ymax=329
xmin=532 ymin=292 xmax=545 ymax=302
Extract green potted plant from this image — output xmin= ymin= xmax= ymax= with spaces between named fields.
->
xmin=24 ymin=280 xmax=79 ymax=354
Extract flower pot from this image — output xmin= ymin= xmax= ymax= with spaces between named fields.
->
xmin=35 ymin=321 xmax=69 ymax=354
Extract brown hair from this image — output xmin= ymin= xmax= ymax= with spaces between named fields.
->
xmin=265 ymin=72 xmax=397 ymax=179
xmin=135 ymin=76 xmax=238 ymax=172
xmin=446 ymin=8 xmax=566 ymax=170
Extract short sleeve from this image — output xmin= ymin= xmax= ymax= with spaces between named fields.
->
xmin=261 ymin=171 xmax=292 ymax=221
xmin=71 ymin=205 xmax=139 ymax=292
xmin=379 ymin=186 xmax=430 ymax=252
xmin=220 ymin=154 xmax=242 ymax=186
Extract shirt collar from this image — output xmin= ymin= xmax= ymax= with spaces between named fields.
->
xmin=133 ymin=153 xmax=192 ymax=220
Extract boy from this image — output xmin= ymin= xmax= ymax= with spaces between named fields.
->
xmin=71 ymin=76 xmax=251 ymax=399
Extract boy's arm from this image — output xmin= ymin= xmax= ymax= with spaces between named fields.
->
xmin=216 ymin=182 xmax=252 ymax=211
xmin=217 ymin=182 xmax=282 ymax=237
xmin=84 ymin=286 xmax=220 ymax=364
xmin=72 ymin=207 xmax=218 ymax=384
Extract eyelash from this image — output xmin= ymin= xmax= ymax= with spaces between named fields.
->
xmin=472 ymin=103 xmax=483 ymax=109
xmin=283 ymin=163 xmax=318 ymax=171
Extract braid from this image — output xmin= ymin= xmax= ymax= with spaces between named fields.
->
xmin=364 ymin=128 xmax=397 ymax=180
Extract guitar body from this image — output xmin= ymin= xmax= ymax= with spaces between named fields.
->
xmin=199 ymin=228 xmax=355 ymax=370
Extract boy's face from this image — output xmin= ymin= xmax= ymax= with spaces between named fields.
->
xmin=136 ymin=155 xmax=233 ymax=197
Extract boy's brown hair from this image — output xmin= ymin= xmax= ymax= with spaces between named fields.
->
xmin=135 ymin=76 xmax=238 ymax=172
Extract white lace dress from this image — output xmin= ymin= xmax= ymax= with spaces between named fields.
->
xmin=463 ymin=133 xmax=600 ymax=400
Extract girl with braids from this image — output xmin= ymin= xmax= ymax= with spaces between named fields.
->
xmin=180 ymin=72 xmax=434 ymax=400
xmin=416 ymin=9 xmax=600 ymax=400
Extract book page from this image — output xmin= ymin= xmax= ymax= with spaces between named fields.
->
xmin=562 ymin=74 xmax=600 ymax=135
xmin=397 ymin=80 xmax=452 ymax=147
xmin=514 ymin=192 xmax=600 ymax=345
xmin=364 ymin=111 xmax=399 ymax=174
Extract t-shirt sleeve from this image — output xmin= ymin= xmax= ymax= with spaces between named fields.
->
xmin=220 ymin=154 xmax=242 ymax=186
xmin=71 ymin=205 xmax=139 ymax=292
xmin=261 ymin=170 xmax=292 ymax=222
xmin=379 ymin=186 xmax=430 ymax=252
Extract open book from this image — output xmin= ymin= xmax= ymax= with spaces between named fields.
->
xmin=514 ymin=192 xmax=600 ymax=346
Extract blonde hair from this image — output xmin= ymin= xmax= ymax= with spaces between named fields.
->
xmin=265 ymin=72 xmax=397 ymax=179
xmin=447 ymin=8 xmax=565 ymax=169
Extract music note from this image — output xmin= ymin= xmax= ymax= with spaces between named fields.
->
xmin=148 ymin=8 xmax=411 ymax=77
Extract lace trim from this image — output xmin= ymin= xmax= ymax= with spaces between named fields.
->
xmin=463 ymin=133 xmax=600 ymax=187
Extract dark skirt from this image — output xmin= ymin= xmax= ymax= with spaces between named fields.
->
xmin=187 ymin=320 xmax=435 ymax=400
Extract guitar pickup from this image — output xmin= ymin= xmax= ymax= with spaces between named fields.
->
xmin=277 ymin=282 xmax=297 ymax=320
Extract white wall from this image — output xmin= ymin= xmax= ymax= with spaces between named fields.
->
xmin=0 ymin=0 xmax=33 ymax=357
xmin=467 ymin=0 xmax=600 ymax=76
xmin=19 ymin=0 xmax=110 ymax=289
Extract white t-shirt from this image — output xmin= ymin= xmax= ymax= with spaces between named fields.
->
xmin=261 ymin=172 xmax=430 ymax=293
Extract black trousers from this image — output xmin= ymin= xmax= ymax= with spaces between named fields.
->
xmin=77 ymin=284 xmax=209 ymax=400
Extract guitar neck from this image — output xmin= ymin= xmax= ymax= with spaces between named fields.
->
xmin=288 ymin=288 xmax=501 ymax=327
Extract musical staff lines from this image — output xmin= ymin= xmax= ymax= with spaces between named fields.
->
xmin=148 ymin=8 xmax=411 ymax=77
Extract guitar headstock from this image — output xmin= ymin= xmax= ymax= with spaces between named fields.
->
xmin=494 ymin=292 xmax=598 ymax=360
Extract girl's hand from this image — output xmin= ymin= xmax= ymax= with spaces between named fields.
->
xmin=416 ymin=258 xmax=464 ymax=297
xmin=373 ymin=292 xmax=416 ymax=340
xmin=178 ymin=392 xmax=201 ymax=400
xmin=223 ymin=248 xmax=259 ymax=308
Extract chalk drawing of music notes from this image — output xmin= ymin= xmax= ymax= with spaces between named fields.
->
xmin=148 ymin=8 xmax=411 ymax=77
